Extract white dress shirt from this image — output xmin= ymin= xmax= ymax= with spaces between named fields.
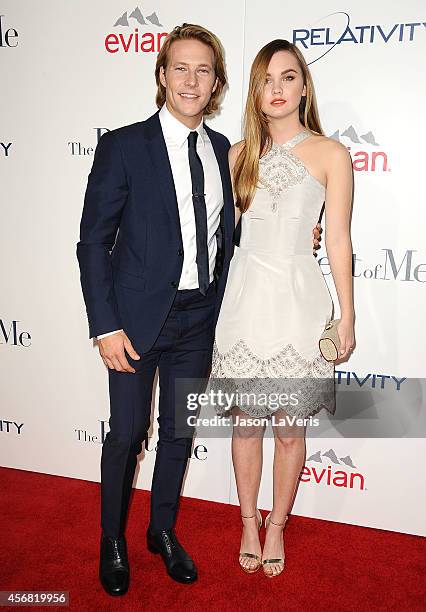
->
xmin=97 ymin=104 xmax=224 ymax=340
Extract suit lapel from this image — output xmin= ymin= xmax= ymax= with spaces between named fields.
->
xmin=143 ymin=112 xmax=233 ymax=258
xmin=144 ymin=111 xmax=182 ymax=240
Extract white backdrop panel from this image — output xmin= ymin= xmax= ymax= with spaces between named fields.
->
xmin=1 ymin=0 xmax=424 ymax=536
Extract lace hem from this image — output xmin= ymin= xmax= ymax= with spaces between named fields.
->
xmin=210 ymin=339 xmax=335 ymax=418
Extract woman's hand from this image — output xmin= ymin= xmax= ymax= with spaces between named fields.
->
xmin=336 ymin=318 xmax=355 ymax=360
xmin=313 ymin=222 xmax=322 ymax=256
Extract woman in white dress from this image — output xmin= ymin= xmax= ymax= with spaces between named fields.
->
xmin=211 ymin=40 xmax=355 ymax=576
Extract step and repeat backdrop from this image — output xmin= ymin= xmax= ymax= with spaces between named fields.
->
xmin=1 ymin=1 xmax=425 ymax=536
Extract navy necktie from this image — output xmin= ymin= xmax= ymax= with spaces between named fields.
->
xmin=187 ymin=130 xmax=209 ymax=295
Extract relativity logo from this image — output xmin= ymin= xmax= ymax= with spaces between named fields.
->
xmin=0 ymin=420 xmax=24 ymax=435
xmin=293 ymin=12 xmax=426 ymax=64
xmin=300 ymin=448 xmax=365 ymax=490
xmin=105 ymin=6 xmax=168 ymax=54
xmin=335 ymin=371 xmax=406 ymax=390
xmin=330 ymin=125 xmax=389 ymax=173
xmin=1 ymin=141 xmax=12 ymax=157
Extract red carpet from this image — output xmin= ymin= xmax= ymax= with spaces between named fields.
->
xmin=1 ymin=466 xmax=425 ymax=611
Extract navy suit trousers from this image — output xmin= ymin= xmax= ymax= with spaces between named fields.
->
xmin=100 ymin=281 xmax=217 ymax=537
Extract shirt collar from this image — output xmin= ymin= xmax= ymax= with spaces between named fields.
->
xmin=159 ymin=104 xmax=206 ymax=149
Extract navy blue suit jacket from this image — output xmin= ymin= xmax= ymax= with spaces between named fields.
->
xmin=77 ymin=110 xmax=235 ymax=354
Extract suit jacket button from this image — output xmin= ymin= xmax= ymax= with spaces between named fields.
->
xmin=171 ymin=281 xmax=178 ymax=288
xmin=177 ymin=248 xmax=183 ymax=256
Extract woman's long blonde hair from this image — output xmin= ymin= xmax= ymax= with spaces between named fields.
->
xmin=234 ymin=40 xmax=323 ymax=213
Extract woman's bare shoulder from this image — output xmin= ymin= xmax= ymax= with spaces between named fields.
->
xmin=229 ymin=140 xmax=245 ymax=166
xmin=308 ymin=132 xmax=349 ymax=157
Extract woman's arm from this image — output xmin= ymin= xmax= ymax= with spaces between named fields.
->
xmin=324 ymin=141 xmax=355 ymax=359
xmin=228 ymin=141 xmax=244 ymax=227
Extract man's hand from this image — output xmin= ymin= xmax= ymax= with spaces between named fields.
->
xmin=313 ymin=222 xmax=322 ymax=256
xmin=98 ymin=331 xmax=140 ymax=373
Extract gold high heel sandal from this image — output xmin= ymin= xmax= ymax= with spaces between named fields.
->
xmin=262 ymin=512 xmax=288 ymax=577
xmin=239 ymin=509 xmax=263 ymax=574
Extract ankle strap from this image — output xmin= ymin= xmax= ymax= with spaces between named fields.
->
xmin=268 ymin=515 xmax=288 ymax=527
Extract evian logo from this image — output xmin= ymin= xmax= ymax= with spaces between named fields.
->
xmin=105 ymin=6 xmax=167 ymax=54
xmin=330 ymin=125 xmax=389 ymax=173
xmin=299 ymin=448 xmax=366 ymax=490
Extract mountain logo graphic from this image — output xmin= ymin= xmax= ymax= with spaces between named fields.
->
xmin=301 ymin=448 xmax=365 ymax=490
xmin=330 ymin=126 xmax=379 ymax=147
xmin=307 ymin=448 xmax=357 ymax=468
xmin=113 ymin=6 xmax=163 ymax=28
xmin=329 ymin=125 xmax=389 ymax=173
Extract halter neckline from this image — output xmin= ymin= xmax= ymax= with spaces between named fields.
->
xmin=271 ymin=128 xmax=311 ymax=150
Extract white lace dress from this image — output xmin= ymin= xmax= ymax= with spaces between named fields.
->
xmin=210 ymin=129 xmax=335 ymax=418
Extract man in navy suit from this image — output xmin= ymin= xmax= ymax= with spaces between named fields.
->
xmin=77 ymin=24 xmax=234 ymax=595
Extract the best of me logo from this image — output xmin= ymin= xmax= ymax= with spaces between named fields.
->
xmin=75 ymin=420 xmax=208 ymax=460
xmin=293 ymin=12 xmax=426 ymax=64
xmin=105 ymin=5 xmax=167 ymax=54
xmin=0 ymin=319 xmax=31 ymax=347
xmin=0 ymin=14 xmax=18 ymax=48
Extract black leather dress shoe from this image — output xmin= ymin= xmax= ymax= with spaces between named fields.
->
xmin=99 ymin=533 xmax=130 ymax=596
xmin=147 ymin=528 xmax=197 ymax=584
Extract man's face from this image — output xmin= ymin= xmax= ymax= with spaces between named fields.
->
xmin=160 ymin=38 xmax=218 ymax=127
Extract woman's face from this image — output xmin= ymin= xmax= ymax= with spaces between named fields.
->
xmin=260 ymin=50 xmax=306 ymax=121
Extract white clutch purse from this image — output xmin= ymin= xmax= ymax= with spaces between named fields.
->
xmin=319 ymin=319 xmax=341 ymax=362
